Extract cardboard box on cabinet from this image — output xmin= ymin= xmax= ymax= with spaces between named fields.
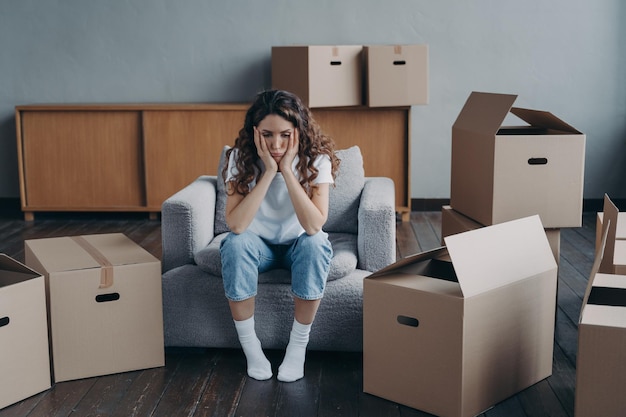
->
xmin=271 ymin=45 xmax=363 ymax=108
xmin=450 ymin=91 xmax=585 ymax=228
xmin=24 ymin=233 xmax=164 ymax=383
xmin=0 ymin=254 xmax=51 ymax=410
xmin=363 ymin=44 xmax=428 ymax=107
xmin=575 ymin=207 xmax=626 ymax=417
xmin=441 ymin=205 xmax=561 ymax=264
xmin=363 ymin=215 xmax=557 ymax=417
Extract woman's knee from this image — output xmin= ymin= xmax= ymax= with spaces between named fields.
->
xmin=293 ymin=232 xmax=333 ymax=259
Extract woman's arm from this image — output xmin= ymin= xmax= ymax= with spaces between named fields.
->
xmin=280 ymin=131 xmax=329 ymax=235
xmin=225 ymin=128 xmax=278 ymax=234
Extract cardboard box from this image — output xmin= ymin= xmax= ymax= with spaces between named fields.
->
xmin=271 ymin=45 xmax=363 ymax=108
xmin=25 ymin=233 xmax=164 ymax=382
xmin=0 ymin=254 xmax=51 ymax=410
xmin=575 ymin=212 xmax=626 ymax=417
xmin=441 ymin=205 xmax=561 ymax=264
xmin=363 ymin=215 xmax=557 ymax=417
xmin=363 ymin=44 xmax=428 ymax=107
xmin=450 ymin=91 xmax=585 ymax=228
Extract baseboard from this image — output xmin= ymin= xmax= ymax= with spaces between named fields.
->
xmin=0 ymin=197 xmax=21 ymax=217
xmin=411 ymin=198 xmax=626 ymax=213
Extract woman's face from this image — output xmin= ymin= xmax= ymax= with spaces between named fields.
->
xmin=257 ymin=114 xmax=295 ymax=163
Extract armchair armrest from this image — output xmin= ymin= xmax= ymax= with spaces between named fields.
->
xmin=161 ymin=176 xmax=218 ymax=272
xmin=357 ymin=177 xmax=397 ymax=272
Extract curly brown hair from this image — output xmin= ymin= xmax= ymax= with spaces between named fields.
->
xmin=223 ymin=90 xmax=340 ymax=197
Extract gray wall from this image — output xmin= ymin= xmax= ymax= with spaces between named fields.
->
xmin=1 ymin=0 xmax=625 ymax=201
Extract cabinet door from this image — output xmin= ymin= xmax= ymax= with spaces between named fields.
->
xmin=20 ymin=111 xmax=144 ymax=209
xmin=142 ymin=109 xmax=246 ymax=209
xmin=313 ymin=107 xmax=410 ymax=210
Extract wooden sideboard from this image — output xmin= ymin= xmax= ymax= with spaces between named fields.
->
xmin=15 ymin=103 xmax=411 ymax=221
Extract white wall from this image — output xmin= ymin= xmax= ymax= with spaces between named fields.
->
xmin=1 ymin=0 xmax=624 ymax=200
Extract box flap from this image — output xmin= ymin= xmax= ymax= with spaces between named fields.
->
xmin=452 ymin=91 xmax=517 ymax=135
xmin=444 ymin=215 xmax=556 ymax=298
xmin=368 ymin=246 xmax=449 ymax=279
xmin=580 ymin=199 xmax=612 ymax=323
xmin=510 ymin=107 xmax=581 ymax=134
xmin=599 ymin=194 xmax=619 ymax=274
xmin=0 ymin=253 xmax=40 ymax=276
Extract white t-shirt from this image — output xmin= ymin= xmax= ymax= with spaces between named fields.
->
xmin=225 ymin=150 xmax=334 ymax=244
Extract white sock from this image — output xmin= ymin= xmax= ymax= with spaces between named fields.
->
xmin=278 ymin=319 xmax=311 ymax=382
xmin=234 ymin=316 xmax=272 ymax=380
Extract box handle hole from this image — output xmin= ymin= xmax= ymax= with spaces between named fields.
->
xmin=393 ymin=60 xmax=406 ymax=66
xmin=330 ymin=61 xmax=342 ymax=66
xmin=397 ymin=315 xmax=419 ymax=327
xmin=528 ymin=157 xmax=548 ymax=165
xmin=96 ymin=293 xmax=120 ymax=303
xmin=0 ymin=316 xmax=9 ymax=328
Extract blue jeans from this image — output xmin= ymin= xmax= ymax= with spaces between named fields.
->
xmin=220 ymin=230 xmax=333 ymax=302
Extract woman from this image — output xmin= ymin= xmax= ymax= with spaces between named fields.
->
xmin=220 ymin=89 xmax=340 ymax=382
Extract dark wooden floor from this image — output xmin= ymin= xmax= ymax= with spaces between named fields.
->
xmin=0 ymin=210 xmax=597 ymax=417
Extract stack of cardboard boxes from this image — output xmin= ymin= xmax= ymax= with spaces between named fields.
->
xmin=0 ymin=233 xmax=164 ymax=409
xmin=362 ymin=91 xmax=587 ymax=417
xmin=271 ymin=44 xmax=429 ymax=107
xmin=445 ymin=91 xmax=587 ymax=264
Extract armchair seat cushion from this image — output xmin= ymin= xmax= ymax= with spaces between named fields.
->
xmin=194 ymin=232 xmax=358 ymax=282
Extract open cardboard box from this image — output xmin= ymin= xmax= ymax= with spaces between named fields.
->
xmin=25 ymin=233 xmax=164 ymax=382
xmin=450 ymin=91 xmax=585 ymax=228
xmin=575 ymin=195 xmax=626 ymax=416
xmin=0 ymin=254 xmax=51 ymax=410
xmin=441 ymin=205 xmax=560 ymax=264
xmin=363 ymin=215 xmax=557 ymax=417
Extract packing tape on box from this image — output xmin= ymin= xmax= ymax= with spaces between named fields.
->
xmin=71 ymin=236 xmax=114 ymax=288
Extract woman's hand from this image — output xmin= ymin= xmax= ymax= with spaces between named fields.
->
xmin=279 ymin=128 xmax=299 ymax=173
xmin=254 ymin=127 xmax=278 ymax=174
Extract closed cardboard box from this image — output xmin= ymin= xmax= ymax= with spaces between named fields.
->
xmin=450 ymin=91 xmax=585 ymax=228
xmin=272 ymin=45 xmax=363 ymax=108
xmin=363 ymin=215 xmax=557 ymax=417
xmin=25 ymin=233 xmax=164 ymax=382
xmin=576 ymin=216 xmax=626 ymax=417
xmin=364 ymin=44 xmax=428 ymax=107
xmin=441 ymin=205 xmax=560 ymax=264
xmin=0 ymin=254 xmax=51 ymax=410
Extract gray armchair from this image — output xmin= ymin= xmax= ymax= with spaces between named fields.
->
xmin=161 ymin=146 xmax=396 ymax=351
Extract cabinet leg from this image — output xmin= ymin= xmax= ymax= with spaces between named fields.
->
xmin=397 ymin=207 xmax=411 ymax=222
xmin=24 ymin=212 xmax=34 ymax=222
xmin=149 ymin=212 xmax=159 ymax=221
